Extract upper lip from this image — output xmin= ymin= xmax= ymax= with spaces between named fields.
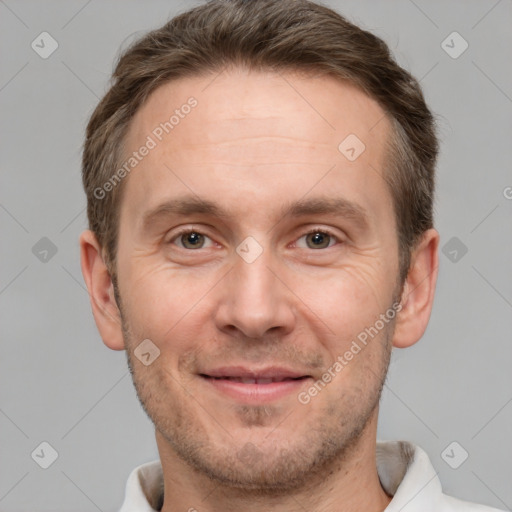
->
xmin=200 ymin=366 xmax=311 ymax=380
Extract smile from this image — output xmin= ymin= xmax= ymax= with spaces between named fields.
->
xmin=199 ymin=366 xmax=313 ymax=403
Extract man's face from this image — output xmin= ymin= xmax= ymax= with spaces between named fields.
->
xmin=115 ymin=68 xmax=401 ymax=489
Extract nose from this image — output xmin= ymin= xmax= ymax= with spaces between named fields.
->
xmin=213 ymin=247 xmax=296 ymax=340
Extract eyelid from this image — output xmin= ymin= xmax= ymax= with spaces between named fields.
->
xmin=166 ymin=225 xmax=344 ymax=250
xmin=167 ymin=226 xmax=216 ymax=248
xmin=292 ymin=226 xmax=342 ymax=249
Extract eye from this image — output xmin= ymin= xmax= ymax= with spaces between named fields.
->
xmin=170 ymin=230 xmax=215 ymax=250
xmin=296 ymin=229 xmax=339 ymax=250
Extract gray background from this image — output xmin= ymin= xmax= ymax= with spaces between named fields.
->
xmin=1 ymin=0 xmax=511 ymax=510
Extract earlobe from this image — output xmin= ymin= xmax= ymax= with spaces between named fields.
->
xmin=392 ymin=229 xmax=439 ymax=349
xmin=79 ymin=230 xmax=125 ymax=351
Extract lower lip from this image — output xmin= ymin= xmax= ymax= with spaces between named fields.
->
xmin=201 ymin=376 xmax=311 ymax=403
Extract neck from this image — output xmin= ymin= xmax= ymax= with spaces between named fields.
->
xmin=157 ymin=412 xmax=391 ymax=512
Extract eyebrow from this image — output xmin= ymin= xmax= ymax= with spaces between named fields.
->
xmin=140 ymin=194 xmax=370 ymax=232
xmin=282 ymin=196 xmax=369 ymax=229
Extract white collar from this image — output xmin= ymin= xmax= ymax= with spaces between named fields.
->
xmin=118 ymin=440 xmax=498 ymax=512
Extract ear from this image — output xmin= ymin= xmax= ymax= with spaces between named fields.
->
xmin=392 ymin=228 xmax=439 ymax=349
xmin=79 ymin=229 xmax=125 ymax=351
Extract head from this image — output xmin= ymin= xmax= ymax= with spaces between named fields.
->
xmin=80 ymin=0 xmax=439 ymax=493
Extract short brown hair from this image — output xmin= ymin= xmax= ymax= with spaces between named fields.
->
xmin=82 ymin=0 xmax=438 ymax=282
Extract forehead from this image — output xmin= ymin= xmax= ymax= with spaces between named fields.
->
xmin=121 ymin=68 xmax=392 ymax=223
xmin=127 ymin=67 xmax=387 ymax=150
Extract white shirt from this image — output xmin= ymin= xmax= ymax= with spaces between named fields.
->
xmin=119 ymin=441 xmax=504 ymax=511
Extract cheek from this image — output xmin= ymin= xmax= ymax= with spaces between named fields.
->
xmin=119 ymin=261 xmax=219 ymax=343
xmin=294 ymin=263 xmax=393 ymax=334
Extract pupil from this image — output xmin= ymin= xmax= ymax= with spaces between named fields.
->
xmin=183 ymin=232 xmax=203 ymax=248
xmin=308 ymin=232 xmax=329 ymax=249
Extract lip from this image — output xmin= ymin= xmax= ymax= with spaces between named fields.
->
xmin=202 ymin=366 xmax=310 ymax=380
xmin=199 ymin=366 xmax=313 ymax=404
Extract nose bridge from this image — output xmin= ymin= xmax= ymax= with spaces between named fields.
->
xmin=236 ymin=251 xmax=275 ymax=304
xmin=215 ymin=244 xmax=295 ymax=338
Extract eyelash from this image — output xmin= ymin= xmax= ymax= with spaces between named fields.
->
xmin=295 ymin=228 xmax=340 ymax=248
xmin=168 ymin=226 xmax=342 ymax=249
xmin=169 ymin=227 xmax=216 ymax=249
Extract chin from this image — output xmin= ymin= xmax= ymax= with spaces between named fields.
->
xmin=161 ymin=406 xmax=374 ymax=496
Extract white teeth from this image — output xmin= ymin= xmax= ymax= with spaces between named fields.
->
xmin=224 ymin=377 xmax=289 ymax=384
xmin=224 ymin=377 xmax=258 ymax=383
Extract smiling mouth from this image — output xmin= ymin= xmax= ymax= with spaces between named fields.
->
xmin=198 ymin=368 xmax=313 ymax=403
xmin=201 ymin=375 xmax=308 ymax=384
